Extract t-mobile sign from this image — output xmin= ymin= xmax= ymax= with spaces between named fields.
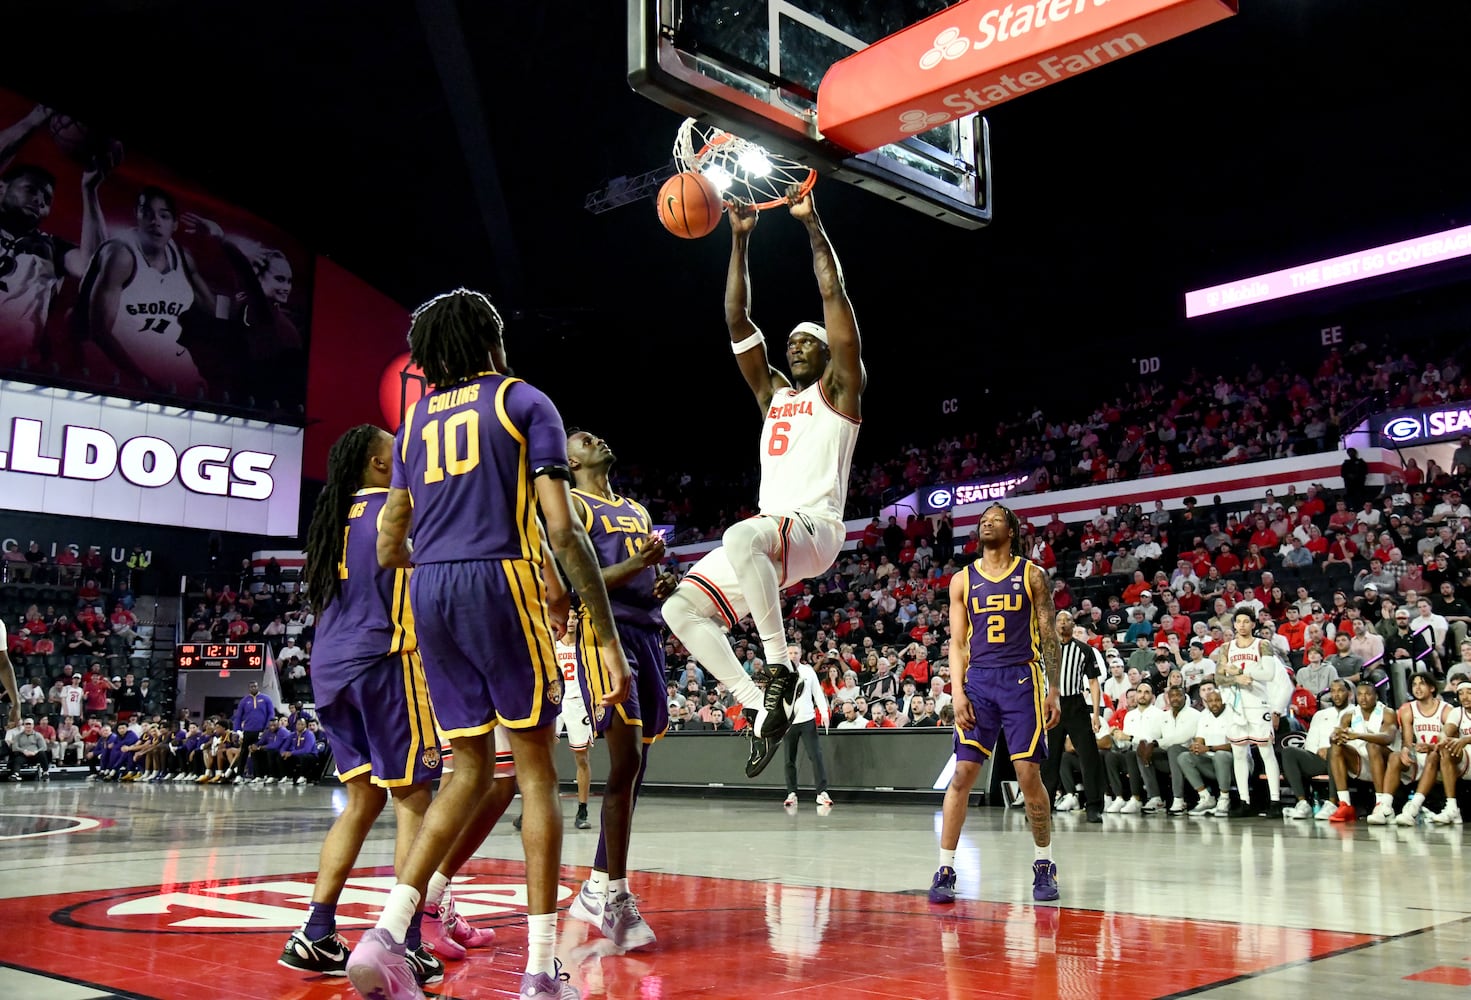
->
xmin=1186 ymin=225 xmax=1471 ymax=318
xmin=0 ymin=380 xmax=302 ymax=535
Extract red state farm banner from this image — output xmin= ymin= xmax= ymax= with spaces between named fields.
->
xmin=818 ymin=0 xmax=1237 ymax=154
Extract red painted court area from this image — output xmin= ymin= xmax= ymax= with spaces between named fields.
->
xmin=7 ymin=860 xmax=1374 ymax=999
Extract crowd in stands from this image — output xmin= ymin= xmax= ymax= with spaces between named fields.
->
xmin=635 ymin=342 xmax=1464 ymax=543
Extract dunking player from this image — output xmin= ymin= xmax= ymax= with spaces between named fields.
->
xmin=278 ymin=425 xmax=438 ymax=982
xmin=562 ymin=429 xmax=678 ymax=950
xmin=662 ymin=188 xmax=864 ymax=778
xmin=346 ymin=289 xmax=627 ymax=1000
xmin=1217 ymin=610 xmax=1285 ymax=815
xmin=928 ymin=504 xmax=1062 ymax=905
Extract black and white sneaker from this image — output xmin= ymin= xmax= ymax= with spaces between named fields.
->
xmin=277 ymin=928 xmax=350 ymax=976
xmin=406 ymin=942 xmax=445 ymax=985
xmin=758 ymin=667 xmax=800 ymax=740
xmin=744 ymin=709 xmax=783 ymax=778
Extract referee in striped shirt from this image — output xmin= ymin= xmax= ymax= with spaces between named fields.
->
xmin=1041 ymin=611 xmax=1106 ymax=823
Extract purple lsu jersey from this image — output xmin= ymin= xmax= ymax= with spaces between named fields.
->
xmin=572 ymin=488 xmax=663 ymax=629
xmin=964 ymin=556 xmax=1042 ymax=671
xmin=312 ymin=488 xmax=416 ymax=704
xmin=392 ymin=373 xmax=569 ymax=565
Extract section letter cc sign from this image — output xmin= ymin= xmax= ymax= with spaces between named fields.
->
xmin=817 ymin=0 xmax=1238 ymax=154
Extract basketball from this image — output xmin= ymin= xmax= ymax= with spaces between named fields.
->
xmin=656 ymin=171 xmax=723 ymax=239
xmin=48 ymin=114 xmax=123 ymax=170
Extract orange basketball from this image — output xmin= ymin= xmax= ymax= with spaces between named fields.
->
xmin=656 ymin=171 xmax=723 ymax=239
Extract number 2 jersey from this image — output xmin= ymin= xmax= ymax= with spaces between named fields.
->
xmin=391 ymin=372 xmax=569 ymax=566
xmin=963 ymin=555 xmax=1042 ymax=673
xmin=312 ymin=487 xmax=415 ymax=703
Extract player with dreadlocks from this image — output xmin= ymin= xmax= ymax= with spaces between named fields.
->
xmin=928 ymin=503 xmax=1063 ymax=905
xmin=279 ymin=423 xmax=441 ymax=983
xmin=345 ymin=288 xmax=627 ymax=1000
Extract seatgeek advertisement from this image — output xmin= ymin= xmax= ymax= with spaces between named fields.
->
xmin=0 ymin=379 xmax=301 ymax=535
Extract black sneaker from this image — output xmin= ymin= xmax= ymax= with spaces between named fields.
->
xmin=406 ymin=942 xmax=445 ymax=985
xmin=1258 ymin=800 xmax=1285 ymax=818
xmin=277 ymin=928 xmax=350 ymax=976
xmin=513 ymin=813 xmax=523 ymax=831
xmin=759 ymin=667 xmax=799 ymax=740
xmin=575 ymin=804 xmax=591 ymax=830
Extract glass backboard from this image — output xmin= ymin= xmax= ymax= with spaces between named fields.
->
xmin=628 ymin=0 xmax=993 ymax=229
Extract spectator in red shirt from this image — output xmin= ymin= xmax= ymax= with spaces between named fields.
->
xmin=1177 ymin=581 xmax=1202 ymax=615
xmin=1248 ymin=515 xmax=1279 ymax=551
xmin=83 ymin=667 xmax=113 ymax=715
xmin=1122 ymin=571 xmax=1150 ymax=605
xmin=1304 ymin=524 xmax=1329 ymax=557
xmin=1277 ymin=605 xmax=1307 ymax=653
xmin=860 ymin=517 xmax=882 ymax=552
xmin=1214 ymin=547 xmax=1241 ymax=576
xmin=1298 ymin=487 xmax=1326 ymax=520
xmin=1327 ymin=500 xmax=1356 ymax=532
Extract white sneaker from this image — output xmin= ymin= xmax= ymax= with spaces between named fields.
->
xmin=1056 ymin=793 xmax=1078 ymax=812
xmin=1430 ymin=802 xmax=1463 ymax=825
xmin=1192 ymin=792 xmax=1217 ymax=813
xmin=1167 ymin=800 xmax=1187 ymax=815
xmin=295 ymin=776 xmax=307 ymax=786
xmin=1142 ymin=796 xmax=1163 ymax=813
xmin=1212 ymin=799 xmax=1231 ymax=817
xmin=1105 ymin=797 xmax=1124 ymax=813
xmin=1314 ymin=801 xmax=1337 ymax=821
xmin=1288 ymin=800 xmax=1313 ymax=820
xmin=567 ymin=879 xmax=604 ymax=930
xmin=264 ymin=777 xmax=277 ymax=784
xmin=1120 ymin=798 xmax=1141 ymax=814
xmin=783 ymin=793 xmax=798 ymax=807
xmin=1366 ymin=802 xmax=1393 ymax=825
xmin=1395 ymin=802 xmax=1422 ymax=826
xmin=815 ymin=791 xmax=833 ymax=807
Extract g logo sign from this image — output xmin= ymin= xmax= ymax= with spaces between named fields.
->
xmin=1382 ymin=416 xmax=1423 ymax=443
xmin=927 ymin=488 xmax=953 ymax=510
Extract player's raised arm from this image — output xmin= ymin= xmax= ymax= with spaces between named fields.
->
xmin=788 ymin=187 xmax=863 ymax=420
xmin=726 ymin=202 xmax=788 ymax=413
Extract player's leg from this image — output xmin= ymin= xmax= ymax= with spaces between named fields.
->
xmin=1370 ymin=749 xmax=1404 ymax=823
xmin=1432 ymin=744 xmax=1465 ymax=823
xmin=1398 ymin=752 xmax=1437 ymax=823
xmin=1229 ymin=741 xmax=1254 ymax=814
xmin=1005 ymin=664 xmax=1059 ymax=900
xmin=505 ymin=724 xmax=568 ymax=983
xmin=719 ymin=514 xmax=794 ymax=675
xmin=664 ymin=554 xmax=762 ymax=711
xmin=573 ymin=746 xmax=592 ymax=828
xmin=571 ymin=625 xmax=663 ymax=949
xmin=930 ymin=682 xmax=1000 ymax=903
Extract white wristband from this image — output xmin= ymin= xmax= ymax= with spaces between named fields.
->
xmin=730 ymin=330 xmax=765 ymax=355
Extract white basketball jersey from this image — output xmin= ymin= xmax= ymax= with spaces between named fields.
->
xmin=556 ymin=637 xmax=584 ymax=704
xmin=1448 ymin=706 xmax=1471 ymax=739
xmin=1225 ymin=638 xmax=1269 ymax=706
xmin=0 ymin=234 xmax=66 ymax=357
xmin=1349 ymin=703 xmax=1385 ymax=737
xmin=1407 ymin=699 xmax=1447 ymax=746
xmin=110 ymin=235 xmax=199 ymax=389
xmin=757 ymin=380 xmax=860 ymax=520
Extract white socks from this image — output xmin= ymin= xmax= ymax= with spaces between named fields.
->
xmin=1338 ymin=790 xmax=1352 ymax=804
xmin=377 ymin=884 xmax=421 ymax=944
xmin=720 ymin=518 xmax=790 ymax=670
xmin=588 ymin=869 xmax=609 ymax=899
xmin=1034 ymin=844 xmax=1052 ymax=862
xmin=526 ymin=912 xmax=556 ymax=976
xmin=426 ymin=870 xmax=451 ymax=910
xmin=938 ymin=848 xmax=956 ymax=869
xmin=1375 ymin=792 xmax=1392 ymax=807
xmin=609 ymin=877 xmax=628 ymax=898
xmin=663 ymin=590 xmax=765 ymax=709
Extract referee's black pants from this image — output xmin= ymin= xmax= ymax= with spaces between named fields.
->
xmin=783 ymin=720 xmax=828 ymax=795
xmin=1041 ymin=694 xmax=1105 ymax=808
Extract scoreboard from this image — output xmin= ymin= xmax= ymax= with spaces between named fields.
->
xmin=175 ymin=642 xmax=269 ymax=671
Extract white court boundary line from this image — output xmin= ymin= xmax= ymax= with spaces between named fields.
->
xmin=0 ymin=813 xmax=103 ymax=840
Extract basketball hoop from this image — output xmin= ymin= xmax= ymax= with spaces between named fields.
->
xmin=675 ymin=118 xmax=816 ymax=211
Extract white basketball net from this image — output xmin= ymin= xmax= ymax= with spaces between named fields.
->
xmin=674 ymin=117 xmax=815 ymax=209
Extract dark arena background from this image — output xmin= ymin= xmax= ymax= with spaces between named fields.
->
xmin=2 ymin=2 xmax=1471 ymax=998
